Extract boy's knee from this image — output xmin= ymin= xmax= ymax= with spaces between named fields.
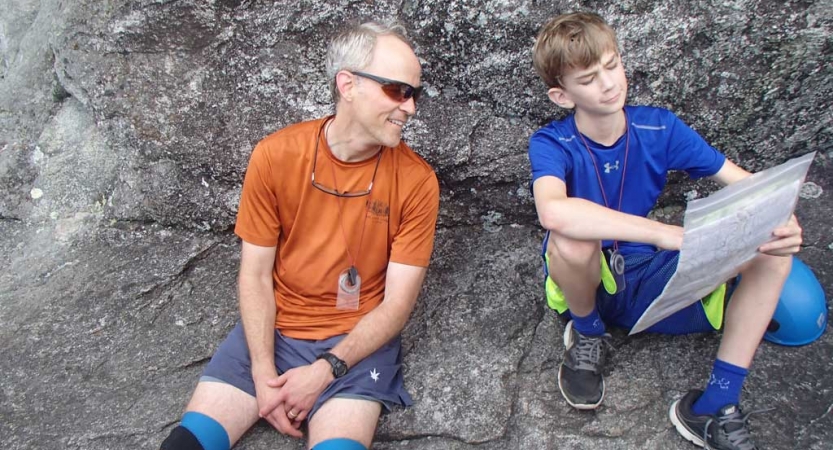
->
xmin=547 ymin=233 xmax=599 ymax=267
xmin=311 ymin=438 xmax=367 ymax=450
xmin=744 ymin=253 xmax=792 ymax=279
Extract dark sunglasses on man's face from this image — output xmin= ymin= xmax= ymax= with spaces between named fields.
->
xmin=350 ymin=71 xmax=423 ymax=103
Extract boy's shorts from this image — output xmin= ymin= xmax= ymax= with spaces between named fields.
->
xmin=201 ymin=322 xmax=413 ymax=420
xmin=542 ymin=233 xmax=730 ymax=335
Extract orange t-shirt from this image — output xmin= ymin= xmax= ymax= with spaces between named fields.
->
xmin=234 ymin=117 xmax=440 ymax=340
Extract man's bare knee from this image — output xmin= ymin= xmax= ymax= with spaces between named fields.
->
xmin=183 ymin=381 xmax=260 ymax=446
xmin=307 ymin=398 xmax=381 ymax=449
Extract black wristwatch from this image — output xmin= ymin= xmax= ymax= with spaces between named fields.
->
xmin=317 ymin=352 xmax=348 ymax=378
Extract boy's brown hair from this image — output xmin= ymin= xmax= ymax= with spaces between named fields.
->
xmin=532 ymin=12 xmax=620 ymax=88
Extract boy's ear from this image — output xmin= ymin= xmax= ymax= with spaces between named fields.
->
xmin=547 ymin=86 xmax=575 ymax=110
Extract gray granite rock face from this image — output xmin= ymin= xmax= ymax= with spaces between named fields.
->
xmin=1 ymin=0 xmax=830 ymax=449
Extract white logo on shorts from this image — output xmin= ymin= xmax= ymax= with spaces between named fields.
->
xmin=370 ymin=368 xmax=380 ymax=382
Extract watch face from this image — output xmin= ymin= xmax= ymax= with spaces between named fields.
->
xmin=321 ymin=353 xmax=348 ymax=378
xmin=332 ymin=359 xmax=348 ymax=378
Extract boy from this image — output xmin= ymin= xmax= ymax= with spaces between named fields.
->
xmin=528 ymin=12 xmax=802 ymax=450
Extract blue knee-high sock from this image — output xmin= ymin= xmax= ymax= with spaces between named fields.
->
xmin=180 ymin=411 xmax=230 ymax=450
xmin=312 ymin=438 xmax=367 ymax=450
xmin=570 ymin=307 xmax=606 ymax=336
xmin=692 ymin=359 xmax=749 ymax=416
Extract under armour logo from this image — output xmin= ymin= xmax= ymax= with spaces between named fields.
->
xmin=709 ymin=374 xmax=731 ymax=390
xmin=604 ymin=161 xmax=620 ymax=173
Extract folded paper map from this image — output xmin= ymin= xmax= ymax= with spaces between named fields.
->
xmin=630 ymin=152 xmax=816 ymax=335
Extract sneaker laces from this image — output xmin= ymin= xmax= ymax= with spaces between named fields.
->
xmin=703 ymin=406 xmax=774 ymax=450
xmin=569 ymin=332 xmax=612 ymax=373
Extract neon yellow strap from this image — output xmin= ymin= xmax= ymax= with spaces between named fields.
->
xmin=544 ymin=252 xmax=617 ymax=314
xmin=700 ymin=283 xmax=727 ymax=330
xmin=598 ymin=251 xmax=618 ymax=295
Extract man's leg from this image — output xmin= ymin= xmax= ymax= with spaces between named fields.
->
xmin=670 ymin=253 xmax=791 ymax=450
xmin=160 ymin=382 xmax=260 ymax=449
xmin=161 ymin=323 xmax=264 ymax=450
xmin=307 ymin=398 xmax=382 ymax=449
xmin=546 ymin=233 xmax=610 ymax=410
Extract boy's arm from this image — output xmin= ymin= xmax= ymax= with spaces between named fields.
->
xmin=709 ymin=159 xmax=803 ymax=255
xmin=709 ymin=159 xmax=752 ymax=186
xmin=533 ymin=175 xmax=683 ymax=250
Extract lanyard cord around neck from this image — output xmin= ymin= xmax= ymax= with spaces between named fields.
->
xmin=324 ymin=119 xmax=377 ymax=270
xmin=574 ymin=111 xmax=630 ymax=251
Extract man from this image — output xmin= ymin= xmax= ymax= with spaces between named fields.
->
xmin=160 ymin=21 xmax=439 ymax=450
xmin=528 ymin=12 xmax=802 ymax=449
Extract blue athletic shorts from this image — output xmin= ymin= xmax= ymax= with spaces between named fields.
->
xmin=201 ymin=323 xmax=413 ymax=420
xmin=593 ymin=250 xmax=717 ymax=334
xmin=542 ymin=234 xmax=729 ymax=334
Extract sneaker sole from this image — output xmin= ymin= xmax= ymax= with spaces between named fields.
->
xmin=668 ymin=399 xmax=706 ymax=448
xmin=558 ymin=363 xmax=604 ymax=410
xmin=559 ymin=321 xmax=604 ymax=410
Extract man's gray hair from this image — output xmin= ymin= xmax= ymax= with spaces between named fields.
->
xmin=326 ymin=21 xmax=413 ymax=103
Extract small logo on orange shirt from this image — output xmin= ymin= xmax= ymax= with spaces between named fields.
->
xmin=366 ymin=200 xmax=390 ymax=222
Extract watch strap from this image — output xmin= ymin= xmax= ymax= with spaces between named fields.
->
xmin=317 ymin=352 xmax=348 ymax=378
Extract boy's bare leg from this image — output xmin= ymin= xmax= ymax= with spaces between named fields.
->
xmin=546 ymin=232 xmax=602 ymax=315
xmin=670 ymin=253 xmax=791 ymax=449
xmin=718 ymin=253 xmax=792 ymax=367
xmin=546 ymin=232 xmax=609 ymax=409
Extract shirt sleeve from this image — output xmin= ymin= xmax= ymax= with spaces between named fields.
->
xmin=234 ymin=142 xmax=281 ymax=247
xmin=389 ymin=170 xmax=440 ymax=268
xmin=529 ymin=129 xmax=572 ymax=184
xmin=666 ymin=113 xmax=726 ymax=179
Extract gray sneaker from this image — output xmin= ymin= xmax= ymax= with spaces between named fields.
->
xmin=557 ymin=320 xmax=611 ymax=410
xmin=670 ymin=389 xmax=770 ymax=450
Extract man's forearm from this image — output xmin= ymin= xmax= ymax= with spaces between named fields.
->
xmin=328 ymin=300 xmax=412 ymax=369
xmin=239 ymin=274 xmax=279 ymax=381
xmin=328 ymin=263 xmax=426 ymax=369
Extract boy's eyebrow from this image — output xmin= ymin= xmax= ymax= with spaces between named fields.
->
xmin=573 ymin=54 xmax=618 ymax=81
xmin=574 ymin=67 xmax=598 ymax=81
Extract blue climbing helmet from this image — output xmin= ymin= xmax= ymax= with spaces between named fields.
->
xmin=764 ymin=256 xmax=828 ymax=346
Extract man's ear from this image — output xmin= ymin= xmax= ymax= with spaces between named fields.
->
xmin=547 ymin=86 xmax=574 ymax=109
xmin=335 ymin=71 xmax=356 ymax=102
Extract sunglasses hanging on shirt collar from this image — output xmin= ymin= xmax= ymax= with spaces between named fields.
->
xmin=310 ymin=120 xmax=383 ymax=198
